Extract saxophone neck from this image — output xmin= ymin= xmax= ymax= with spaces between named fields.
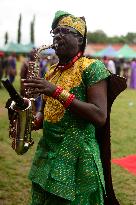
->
xmin=32 ymin=44 xmax=55 ymax=61
xmin=37 ymin=44 xmax=58 ymax=53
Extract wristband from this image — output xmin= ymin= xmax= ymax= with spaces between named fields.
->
xmin=63 ymin=94 xmax=75 ymax=108
xmin=52 ymin=86 xmax=75 ymax=108
xmin=52 ymin=86 xmax=63 ymax=99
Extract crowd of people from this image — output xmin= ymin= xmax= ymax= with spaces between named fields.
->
xmin=0 ymin=52 xmax=136 ymax=90
xmin=0 ymin=53 xmax=17 ymax=88
xmin=101 ymin=56 xmax=136 ymax=88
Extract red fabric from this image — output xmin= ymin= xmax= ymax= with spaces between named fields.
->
xmin=112 ymin=155 xmax=136 ymax=175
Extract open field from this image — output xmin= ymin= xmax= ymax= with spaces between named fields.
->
xmin=0 ymin=63 xmax=136 ymax=205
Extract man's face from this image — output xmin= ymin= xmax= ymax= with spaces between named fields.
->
xmin=51 ymin=26 xmax=81 ymax=58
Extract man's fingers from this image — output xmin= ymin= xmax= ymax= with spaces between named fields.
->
xmin=33 ymin=77 xmax=44 ymax=80
xmin=22 ymin=78 xmax=45 ymax=84
xmin=24 ymin=83 xmax=43 ymax=88
xmin=30 ymin=89 xmax=45 ymax=94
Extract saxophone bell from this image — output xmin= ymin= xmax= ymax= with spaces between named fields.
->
xmin=4 ymin=44 xmax=54 ymax=155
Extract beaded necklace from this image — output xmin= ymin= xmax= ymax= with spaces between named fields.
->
xmin=56 ymin=51 xmax=82 ymax=71
xmin=46 ymin=52 xmax=83 ymax=82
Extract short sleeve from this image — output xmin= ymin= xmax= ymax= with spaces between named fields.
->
xmin=82 ymin=60 xmax=111 ymax=87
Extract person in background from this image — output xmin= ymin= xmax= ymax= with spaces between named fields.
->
xmin=20 ymin=54 xmax=30 ymax=96
xmin=39 ymin=56 xmax=48 ymax=78
xmin=8 ymin=53 xmax=17 ymax=84
xmin=122 ymin=60 xmax=130 ymax=83
xmin=107 ymin=58 xmax=116 ymax=74
xmin=130 ymin=58 xmax=136 ymax=89
xmin=23 ymin=11 xmax=126 ymax=205
xmin=0 ymin=52 xmax=4 ymax=88
xmin=0 ymin=53 xmax=4 ymax=88
xmin=102 ymin=56 xmax=108 ymax=67
xmin=49 ymin=54 xmax=58 ymax=67
xmin=114 ymin=58 xmax=121 ymax=76
xmin=3 ymin=54 xmax=10 ymax=78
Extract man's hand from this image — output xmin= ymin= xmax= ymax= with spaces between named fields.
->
xmin=33 ymin=111 xmax=44 ymax=130
xmin=22 ymin=77 xmax=57 ymax=96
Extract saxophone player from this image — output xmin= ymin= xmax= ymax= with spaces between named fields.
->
xmin=23 ymin=11 xmax=126 ymax=205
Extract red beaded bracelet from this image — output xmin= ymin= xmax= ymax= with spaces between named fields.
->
xmin=63 ymin=94 xmax=75 ymax=108
xmin=52 ymin=86 xmax=63 ymax=99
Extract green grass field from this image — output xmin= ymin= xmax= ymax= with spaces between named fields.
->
xmin=0 ymin=63 xmax=136 ymax=205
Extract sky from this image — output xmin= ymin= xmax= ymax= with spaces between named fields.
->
xmin=0 ymin=0 xmax=136 ymax=47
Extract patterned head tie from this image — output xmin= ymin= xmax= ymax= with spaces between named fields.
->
xmin=52 ymin=10 xmax=86 ymax=36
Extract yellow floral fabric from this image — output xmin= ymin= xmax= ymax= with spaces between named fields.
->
xmin=44 ymin=57 xmax=95 ymax=123
xmin=58 ymin=15 xmax=85 ymax=36
xmin=28 ymin=57 xmax=111 ymax=204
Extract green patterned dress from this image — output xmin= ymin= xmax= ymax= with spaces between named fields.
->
xmin=28 ymin=57 xmax=111 ymax=205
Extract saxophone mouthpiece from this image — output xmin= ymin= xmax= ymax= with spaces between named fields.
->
xmin=52 ymin=43 xmax=58 ymax=50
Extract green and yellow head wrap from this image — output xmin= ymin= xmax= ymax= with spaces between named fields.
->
xmin=52 ymin=10 xmax=86 ymax=36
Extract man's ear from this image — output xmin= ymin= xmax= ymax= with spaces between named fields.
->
xmin=78 ymin=37 xmax=83 ymax=45
xmin=80 ymin=16 xmax=86 ymax=22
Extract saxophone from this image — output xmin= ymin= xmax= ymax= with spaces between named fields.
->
xmin=2 ymin=44 xmax=55 ymax=155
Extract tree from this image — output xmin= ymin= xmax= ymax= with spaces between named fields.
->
xmin=30 ymin=15 xmax=35 ymax=44
xmin=108 ymin=35 xmax=126 ymax=44
xmin=17 ymin=14 xmax=22 ymax=44
xmin=4 ymin=32 xmax=8 ymax=45
xmin=87 ymin=30 xmax=136 ymax=44
xmin=125 ymin=32 xmax=136 ymax=44
xmin=87 ymin=30 xmax=108 ymax=43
